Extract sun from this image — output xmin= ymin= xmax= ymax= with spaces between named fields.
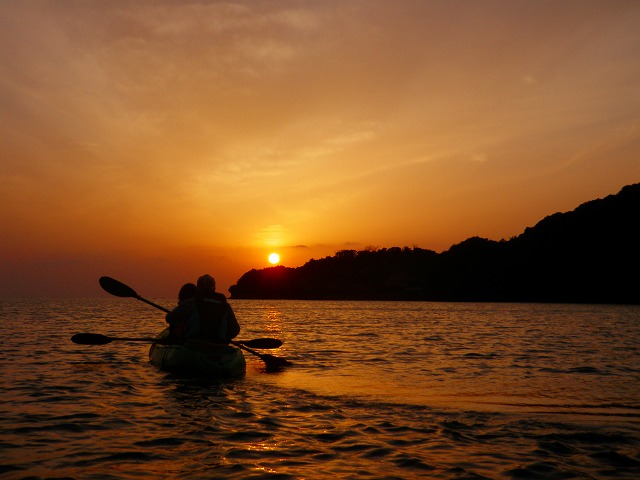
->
xmin=268 ymin=253 xmax=280 ymax=264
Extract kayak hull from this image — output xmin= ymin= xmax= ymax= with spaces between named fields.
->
xmin=149 ymin=329 xmax=246 ymax=378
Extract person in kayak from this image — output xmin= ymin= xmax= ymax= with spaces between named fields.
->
xmin=165 ymin=274 xmax=240 ymax=343
xmin=166 ymin=283 xmax=197 ymax=341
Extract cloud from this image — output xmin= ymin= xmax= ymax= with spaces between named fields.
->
xmin=471 ymin=154 xmax=489 ymax=163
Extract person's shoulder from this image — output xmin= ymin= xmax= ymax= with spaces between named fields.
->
xmin=213 ymin=292 xmax=228 ymax=303
xmin=172 ymin=297 xmax=195 ymax=312
xmin=197 ymin=292 xmax=228 ymax=304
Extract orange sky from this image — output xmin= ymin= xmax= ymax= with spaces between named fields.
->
xmin=1 ymin=1 xmax=639 ymax=298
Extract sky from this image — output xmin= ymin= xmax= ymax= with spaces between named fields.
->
xmin=1 ymin=1 xmax=639 ymax=298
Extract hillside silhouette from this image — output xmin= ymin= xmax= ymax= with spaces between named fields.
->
xmin=229 ymin=183 xmax=640 ymax=304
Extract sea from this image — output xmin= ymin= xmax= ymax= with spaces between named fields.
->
xmin=0 ymin=299 xmax=639 ymax=479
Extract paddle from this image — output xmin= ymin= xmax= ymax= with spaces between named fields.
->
xmin=234 ymin=343 xmax=291 ymax=372
xmin=98 ymin=276 xmax=291 ymax=369
xmin=71 ymin=332 xmax=282 ymax=349
xmin=72 ymin=333 xmax=160 ymax=345
xmin=99 ymin=276 xmax=171 ymax=313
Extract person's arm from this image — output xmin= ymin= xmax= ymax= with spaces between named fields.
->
xmin=166 ymin=301 xmax=191 ymax=325
xmin=224 ymin=304 xmax=241 ymax=340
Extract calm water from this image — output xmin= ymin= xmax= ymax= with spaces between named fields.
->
xmin=1 ymin=299 xmax=639 ymax=479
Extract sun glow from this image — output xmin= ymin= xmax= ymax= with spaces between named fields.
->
xmin=268 ymin=253 xmax=280 ymax=264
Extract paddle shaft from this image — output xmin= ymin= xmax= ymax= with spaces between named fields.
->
xmin=72 ymin=333 xmax=281 ymax=350
xmin=103 ymin=336 xmax=158 ymax=342
xmin=72 ymin=333 xmax=163 ymax=345
xmin=138 ymin=296 xmax=170 ymax=313
xmin=232 ymin=341 xmax=267 ymax=360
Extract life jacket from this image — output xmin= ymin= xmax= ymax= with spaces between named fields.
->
xmin=194 ymin=293 xmax=230 ymax=341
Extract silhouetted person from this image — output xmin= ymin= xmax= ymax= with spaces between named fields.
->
xmin=166 ymin=283 xmax=196 ymax=341
xmin=178 ymin=282 xmax=197 ymax=302
xmin=166 ymin=274 xmax=240 ymax=343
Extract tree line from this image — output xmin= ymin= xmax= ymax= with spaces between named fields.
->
xmin=229 ymin=183 xmax=640 ymax=304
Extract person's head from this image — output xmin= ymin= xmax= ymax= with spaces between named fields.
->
xmin=196 ymin=274 xmax=216 ymax=295
xmin=178 ymin=283 xmax=197 ymax=302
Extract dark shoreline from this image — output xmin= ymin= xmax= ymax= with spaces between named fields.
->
xmin=230 ymin=183 xmax=640 ymax=305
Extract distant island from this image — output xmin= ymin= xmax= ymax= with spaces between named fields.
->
xmin=230 ymin=183 xmax=640 ymax=304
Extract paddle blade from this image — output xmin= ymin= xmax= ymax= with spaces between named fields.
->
xmin=238 ymin=338 xmax=283 ymax=349
xmin=261 ymin=353 xmax=292 ymax=372
xmin=71 ymin=333 xmax=113 ymax=345
xmin=99 ymin=276 xmax=138 ymax=298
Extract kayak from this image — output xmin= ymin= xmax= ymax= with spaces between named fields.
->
xmin=149 ymin=328 xmax=246 ymax=378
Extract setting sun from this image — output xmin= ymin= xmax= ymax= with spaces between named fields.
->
xmin=268 ymin=253 xmax=281 ymax=264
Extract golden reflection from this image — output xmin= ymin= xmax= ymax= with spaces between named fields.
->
xmin=248 ymin=443 xmax=277 ymax=453
xmin=263 ymin=307 xmax=284 ymax=337
xmin=252 ymin=466 xmax=279 ymax=475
